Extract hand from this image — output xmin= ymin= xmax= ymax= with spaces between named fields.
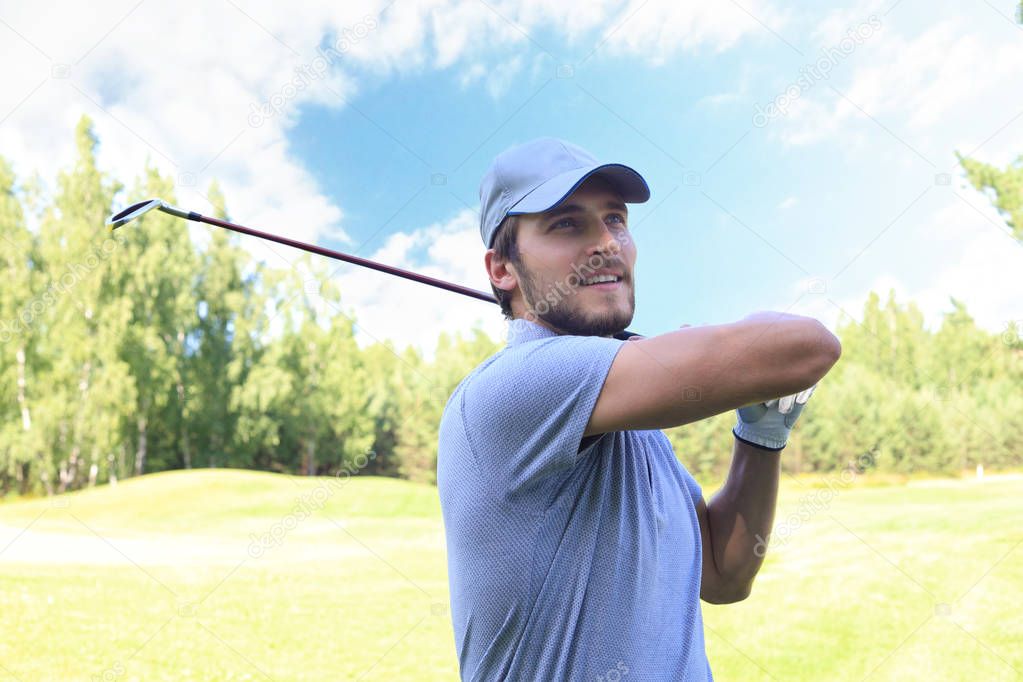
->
xmin=733 ymin=385 xmax=817 ymax=451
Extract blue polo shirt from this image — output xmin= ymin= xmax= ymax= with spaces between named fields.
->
xmin=437 ymin=318 xmax=713 ymax=681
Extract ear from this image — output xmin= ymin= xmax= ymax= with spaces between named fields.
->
xmin=484 ymin=249 xmax=517 ymax=293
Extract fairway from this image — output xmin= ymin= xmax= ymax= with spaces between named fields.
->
xmin=1 ymin=469 xmax=1020 ymax=681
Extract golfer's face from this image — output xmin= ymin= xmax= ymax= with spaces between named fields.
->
xmin=514 ymin=177 xmax=637 ymax=337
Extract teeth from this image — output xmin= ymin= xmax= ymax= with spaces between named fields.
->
xmin=583 ymin=274 xmax=619 ymax=285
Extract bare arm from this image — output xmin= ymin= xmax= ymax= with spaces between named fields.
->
xmin=585 ymin=311 xmax=841 ymax=601
xmin=697 ymin=437 xmax=780 ymax=604
xmin=585 ymin=311 xmax=841 ymax=437
xmin=697 ymin=320 xmax=843 ymax=603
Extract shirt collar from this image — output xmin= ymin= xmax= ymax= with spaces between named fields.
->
xmin=506 ymin=318 xmax=560 ymax=346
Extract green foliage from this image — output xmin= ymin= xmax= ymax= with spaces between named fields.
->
xmin=666 ymin=288 xmax=1022 ymax=479
xmin=958 ymin=151 xmax=1023 ymax=241
xmin=0 ymin=119 xmax=1020 ymax=496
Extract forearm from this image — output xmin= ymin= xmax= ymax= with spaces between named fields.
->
xmin=705 ymin=436 xmax=781 ymax=593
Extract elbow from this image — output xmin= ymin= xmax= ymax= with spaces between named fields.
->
xmin=806 ymin=323 xmax=842 ymax=381
xmin=824 ymin=326 xmax=843 ymax=362
xmin=701 ymin=587 xmax=751 ymax=605
xmin=701 ymin=578 xmax=753 ymax=605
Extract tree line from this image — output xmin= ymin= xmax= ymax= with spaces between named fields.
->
xmin=1 ymin=117 xmax=1020 ymax=497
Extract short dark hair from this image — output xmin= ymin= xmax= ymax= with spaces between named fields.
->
xmin=489 ymin=214 xmax=521 ymax=320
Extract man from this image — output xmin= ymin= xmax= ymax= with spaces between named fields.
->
xmin=437 ymin=137 xmax=842 ymax=681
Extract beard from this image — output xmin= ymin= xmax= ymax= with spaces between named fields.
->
xmin=515 ymin=258 xmax=635 ymax=337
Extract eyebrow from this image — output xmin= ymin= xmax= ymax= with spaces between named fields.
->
xmin=541 ymin=200 xmax=628 ymax=222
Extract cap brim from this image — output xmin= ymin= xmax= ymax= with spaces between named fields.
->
xmin=508 ymin=163 xmax=650 ymax=216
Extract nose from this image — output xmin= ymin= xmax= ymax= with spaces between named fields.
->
xmin=586 ymin=220 xmax=625 ymax=259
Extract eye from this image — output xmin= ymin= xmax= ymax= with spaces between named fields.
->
xmin=549 ymin=214 xmax=626 ymax=230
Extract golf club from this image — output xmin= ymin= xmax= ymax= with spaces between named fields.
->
xmin=106 ymin=198 xmax=641 ymax=340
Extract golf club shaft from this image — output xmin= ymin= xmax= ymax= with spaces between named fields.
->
xmin=191 ymin=212 xmax=497 ymax=304
xmin=179 ymin=209 xmax=640 ymax=340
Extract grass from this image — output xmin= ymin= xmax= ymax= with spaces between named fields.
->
xmin=0 ymin=469 xmax=1020 ymax=680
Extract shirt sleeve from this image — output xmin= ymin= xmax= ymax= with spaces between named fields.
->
xmin=461 ymin=334 xmax=625 ymax=508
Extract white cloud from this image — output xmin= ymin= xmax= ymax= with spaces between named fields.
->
xmin=756 ymin=6 xmax=1023 ymax=344
xmin=333 ymin=208 xmax=506 ymax=358
xmin=907 ymin=194 xmax=1023 ymax=333
xmin=0 ymin=0 xmax=784 ymax=353
xmin=429 ymin=0 xmax=499 ymax=69
xmin=696 ymin=90 xmax=745 ymax=108
xmin=695 ymin=64 xmax=754 ymax=109
xmin=782 ymin=192 xmax=1023 ymax=337
xmin=459 ymin=62 xmax=488 ymax=88
xmin=779 ymin=17 xmax=1023 ymax=161
xmin=809 ymin=0 xmax=888 ymax=46
xmin=595 ymin=0 xmax=786 ymax=65
xmin=0 ymin=0 xmax=781 ymax=210
xmin=0 ymin=0 xmax=377 ymax=254
xmin=3 ymin=0 xmax=1016 ymax=368
xmin=458 ymin=55 xmax=525 ymax=100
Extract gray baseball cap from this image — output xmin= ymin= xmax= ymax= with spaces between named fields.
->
xmin=479 ymin=137 xmax=650 ymax=248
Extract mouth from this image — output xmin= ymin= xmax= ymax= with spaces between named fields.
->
xmin=580 ymin=272 xmax=625 ymax=291
xmin=583 ymin=280 xmax=622 ymax=291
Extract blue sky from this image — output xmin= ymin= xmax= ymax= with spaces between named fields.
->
xmin=1 ymin=0 xmax=1021 ymax=353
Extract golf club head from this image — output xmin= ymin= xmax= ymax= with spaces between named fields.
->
xmin=106 ymin=198 xmax=191 ymax=230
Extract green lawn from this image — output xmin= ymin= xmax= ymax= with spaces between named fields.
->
xmin=1 ymin=469 xmax=1020 ymax=681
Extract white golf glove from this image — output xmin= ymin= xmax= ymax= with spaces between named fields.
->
xmin=732 ymin=385 xmax=817 ymax=451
